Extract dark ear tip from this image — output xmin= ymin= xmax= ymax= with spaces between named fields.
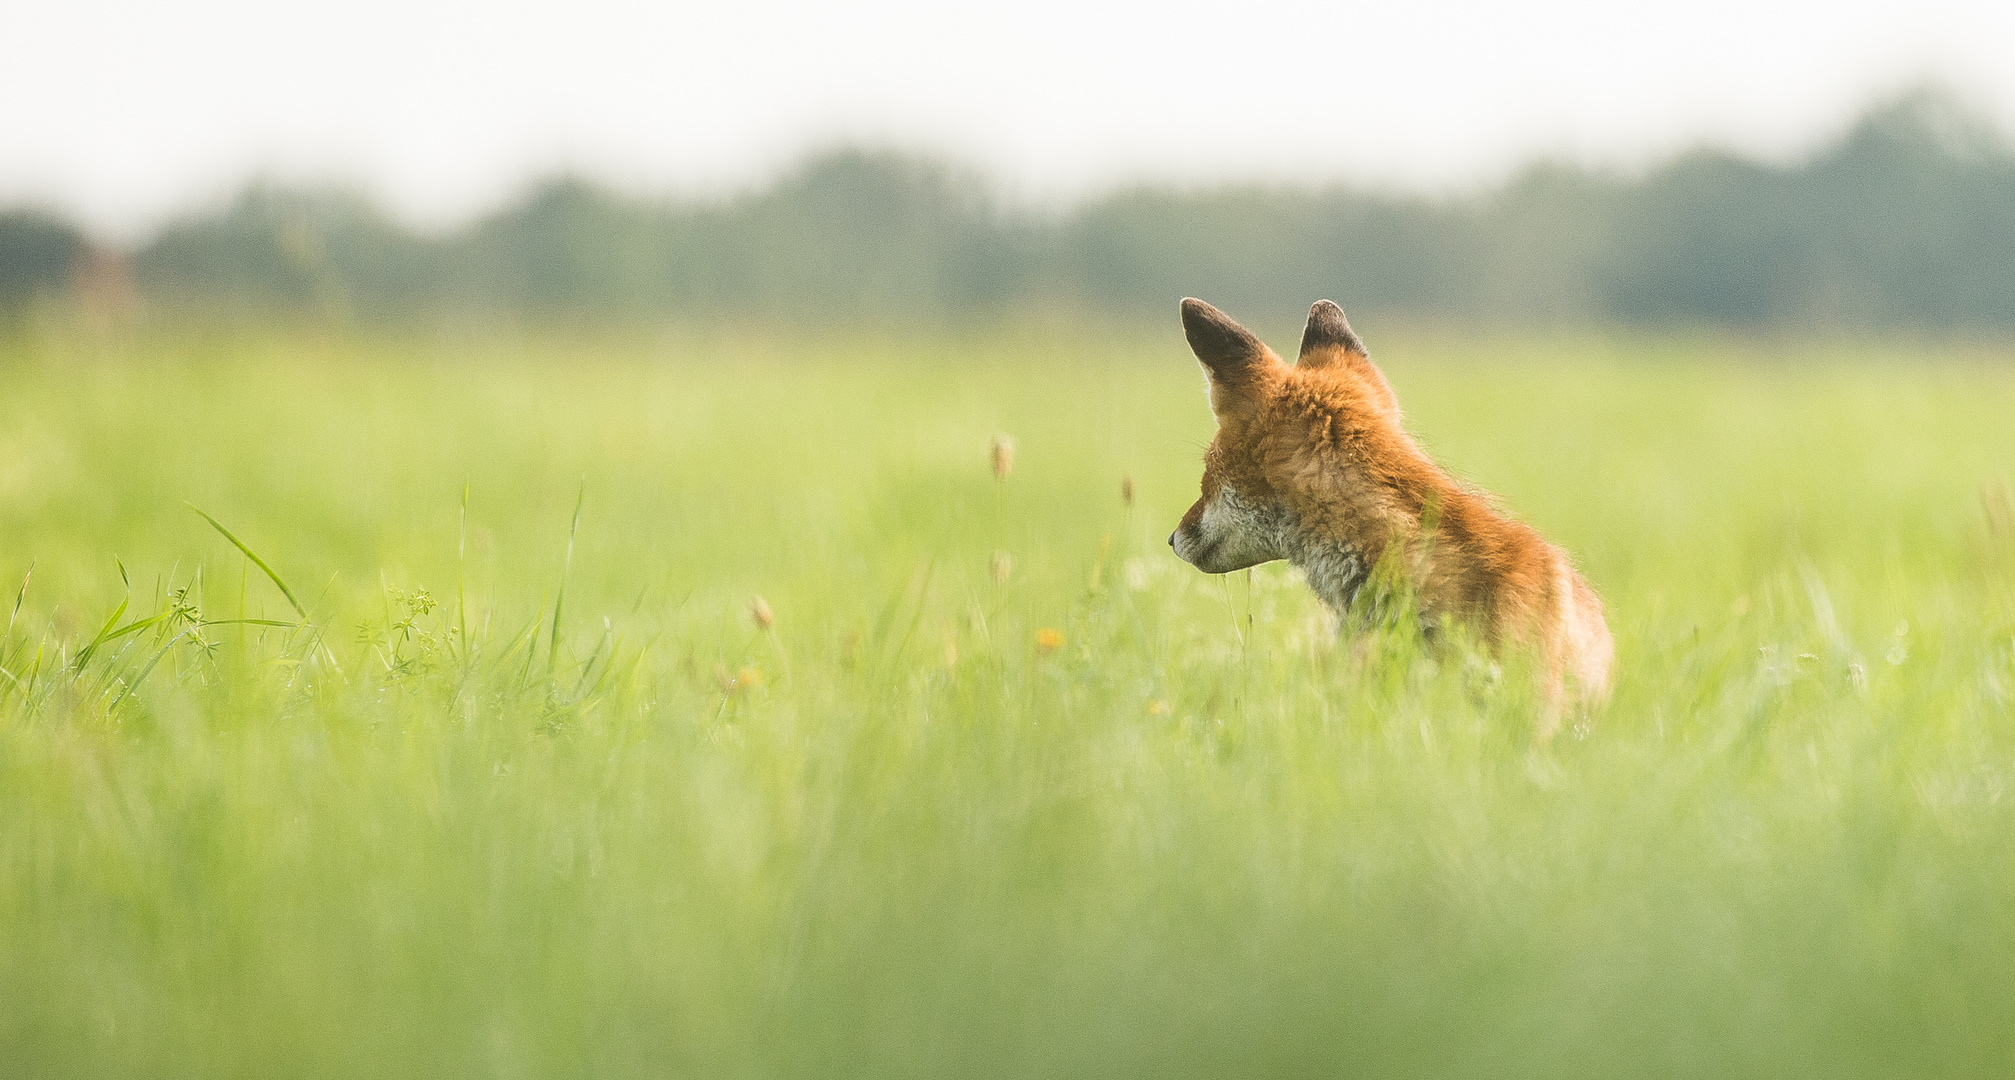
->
xmin=1180 ymin=297 xmax=1265 ymax=375
xmin=1300 ymin=298 xmax=1364 ymax=357
xmin=1180 ymin=297 xmax=1235 ymax=341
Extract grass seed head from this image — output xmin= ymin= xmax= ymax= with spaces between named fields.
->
xmin=990 ymin=435 xmax=1015 ymax=481
xmin=1121 ymin=473 xmax=1135 ymax=506
xmin=750 ymin=595 xmax=774 ymax=630
xmin=991 ymin=551 xmax=1013 ymax=584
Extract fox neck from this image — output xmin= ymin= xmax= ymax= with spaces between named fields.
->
xmin=1281 ymin=524 xmax=1369 ymax=615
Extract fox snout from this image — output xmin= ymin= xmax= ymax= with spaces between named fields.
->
xmin=1170 ymin=488 xmax=1285 ymax=575
xmin=1168 ymin=495 xmax=1204 ymax=553
xmin=1167 ymin=495 xmax=1205 ymax=565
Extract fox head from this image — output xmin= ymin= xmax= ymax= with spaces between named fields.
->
xmin=1168 ymin=297 xmax=1403 ymax=576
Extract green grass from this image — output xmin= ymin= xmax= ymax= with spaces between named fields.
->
xmin=2 ymin=321 xmax=2014 ymax=1078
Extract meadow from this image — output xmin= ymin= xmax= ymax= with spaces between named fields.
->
xmin=2 ymin=319 xmax=2013 ymax=1078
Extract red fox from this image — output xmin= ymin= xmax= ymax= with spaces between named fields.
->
xmin=1169 ymin=298 xmax=1613 ymax=727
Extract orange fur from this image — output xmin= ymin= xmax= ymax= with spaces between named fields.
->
xmin=1170 ymin=298 xmax=1612 ymax=733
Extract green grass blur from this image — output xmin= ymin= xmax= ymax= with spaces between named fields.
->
xmin=2 ymin=323 xmax=2013 ymax=1078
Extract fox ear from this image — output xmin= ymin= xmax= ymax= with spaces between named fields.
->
xmin=1299 ymin=299 xmax=1401 ymax=420
xmin=1296 ymin=300 xmax=1367 ymax=368
xmin=1181 ymin=298 xmax=1271 ymax=391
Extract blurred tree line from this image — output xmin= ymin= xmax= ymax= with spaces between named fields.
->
xmin=4 ymin=86 xmax=2013 ymax=330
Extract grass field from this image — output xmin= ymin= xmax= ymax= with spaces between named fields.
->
xmin=3 ymin=321 xmax=2014 ymax=1078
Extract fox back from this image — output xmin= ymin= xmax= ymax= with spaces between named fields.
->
xmin=1168 ymin=298 xmax=1612 ymax=728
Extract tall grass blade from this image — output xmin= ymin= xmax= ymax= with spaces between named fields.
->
xmin=108 ymin=627 xmax=199 ymax=715
xmin=458 ymin=481 xmax=470 ymax=660
xmin=549 ymin=479 xmax=585 ymax=678
xmin=7 ymin=561 xmax=29 ymax=637
xmin=238 ymin=552 xmax=249 ymax=644
xmin=96 ymin=612 xmax=170 ymax=648
xmin=187 ymin=505 xmax=308 ymax=619
xmin=72 ymin=595 xmax=130 ymax=672
xmin=889 ymin=558 xmax=936 ymax=672
xmin=493 ymin=610 xmax=542 ymax=669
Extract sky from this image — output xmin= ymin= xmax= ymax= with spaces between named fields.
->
xmin=5 ymin=0 xmax=2015 ymax=238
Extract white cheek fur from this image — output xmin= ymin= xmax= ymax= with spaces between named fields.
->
xmin=1187 ymin=484 xmax=1369 ymax=613
xmin=1191 ymin=485 xmax=1287 ymax=571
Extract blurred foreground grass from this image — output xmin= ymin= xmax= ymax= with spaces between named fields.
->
xmin=3 ymin=322 xmax=2014 ymax=1078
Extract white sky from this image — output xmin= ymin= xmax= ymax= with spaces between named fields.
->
xmin=5 ymin=0 xmax=2015 ymax=239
